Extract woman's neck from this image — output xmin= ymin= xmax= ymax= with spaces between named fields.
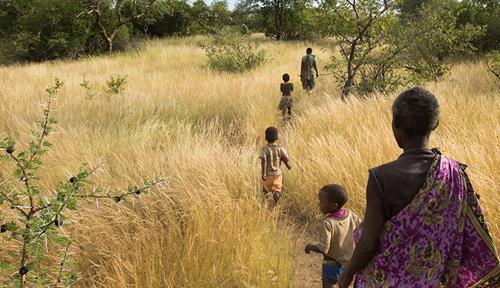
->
xmin=402 ymin=136 xmax=429 ymax=152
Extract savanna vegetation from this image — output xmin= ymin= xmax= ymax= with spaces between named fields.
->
xmin=0 ymin=0 xmax=499 ymax=287
xmin=0 ymin=0 xmax=499 ymax=63
xmin=0 ymin=37 xmax=498 ymax=287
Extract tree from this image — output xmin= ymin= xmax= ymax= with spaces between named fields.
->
xmin=325 ymin=0 xmax=483 ymax=99
xmin=132 ymin=0 xmax=190 ymax=37
xmin=232 ymin=0 xmax=260 ymax=29
xmin=188 ymin=0 xmax=212 ymax=34
xmin=85 ymin=0 xmax=160 ymax=53
xmin=458 ymin=0 xmax=500 ymax=51
xmin=0 ymin=0 xmax=19 ymax=39
xmin=0 ymin=0 xmax=93 ymax=62
xmin=251 ymin=0 xmax=318 ymax=40
xmin=208 ymin=0 xmax=233 ymax=31
xmin=269 ymin=0 xmax=285 ymax=39
xmin=324 ymin=0 xmax=395 ymax=99
xmin=280 ymin=0 xmax=320 ymax=39
xmin=397 ymin=0 xmax=428 ymax=20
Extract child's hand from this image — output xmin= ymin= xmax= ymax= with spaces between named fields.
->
xmin=304 ymin=244 xmax=313 ymax=254
xmin=261 ymin=175 xmax=266 ymax=181
xmin=338 ymin=271 xmax=354 ymax=288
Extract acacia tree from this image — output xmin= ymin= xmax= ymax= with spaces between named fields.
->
xmin=324 ymin=0 xmax=483 ymax=99
xmin=85 ymin=0 xmax=160 ymax=53
xmin=323 ymin=0 xmax=394 ymax=99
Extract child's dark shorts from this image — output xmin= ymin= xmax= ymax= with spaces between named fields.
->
xmin=322 ymin=261 xmax=344 ymax=283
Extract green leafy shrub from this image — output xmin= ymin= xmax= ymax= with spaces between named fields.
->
xmin=105 ymin=75 xmax=128 ymax=96
xmin=80 ymin=75 xmax=128 ymax=100
xmin=240 ymin=24 xmax=251 ymax=36
xmin=204 ymin=28 xmax=267 ymax=73
xmin=80 ymin=79 xmax=98 ymax=100
xmin=7 ymin=0 xmax=93 ymax=62
xmin=0 ymin=79 xmax=166 ymax=287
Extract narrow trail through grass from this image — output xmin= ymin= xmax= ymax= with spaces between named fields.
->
xmin=275 ymin=89 xmax=336 ymax=288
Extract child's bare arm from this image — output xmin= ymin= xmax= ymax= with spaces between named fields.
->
xmin=260 ymin=158 xmax=266 ymax=180
xmin=281 ymin=148 xmax=291 ymax=170
xmin=306 ymin=220 xmax=331 ymax=255
xmin=304 ymin=243 xmax=325 ymax=255
xmin=283 ymin=159 xmax=291 ymax=170
xmin=313 ymin=59 xmax=319 ymax=76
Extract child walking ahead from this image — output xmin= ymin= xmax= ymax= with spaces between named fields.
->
xmin=305 ymin=184 xmax=360 ymax=288
xmin=278 ymin=73 xmax=293 ymax=118
xmin=259 ymin=127 xmax=291 ymax=205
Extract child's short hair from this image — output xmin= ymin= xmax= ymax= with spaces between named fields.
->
xmin=265 ymin=126 xmax=278 ymax=143
xmin=392 ymin=87 xmax=440 ymax=137
xmin=320 ymin=184 xmax=348 ymax=208
xmin=306 ymin=47 xmax=312 ymax=54
xmin=282 ymin=73 xmax=290 ymax=82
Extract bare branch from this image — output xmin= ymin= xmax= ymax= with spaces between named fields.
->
xmin=347 ymin=0 xmax=361 ymax=34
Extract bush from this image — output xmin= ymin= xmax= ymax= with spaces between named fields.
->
xmin=9 ymin=0 xmax=93 ymax=62
xmin=105 ymin=75 xmax=128 ymax=95
xmin=204 ymin=28 xmax=267 ymax=73
xmin=131 ymin=0 xmax=190 ymax=37
xmin=458 ymin=0 xmax=500 ymax=52
xmin=0 ymin=0 xmax=137 ymax=63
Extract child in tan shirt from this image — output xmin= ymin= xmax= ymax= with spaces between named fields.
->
xmin=259 ymin=127 xmax=291 ymax=205
xmin=305 ymin=184 xmax=360 ymax=288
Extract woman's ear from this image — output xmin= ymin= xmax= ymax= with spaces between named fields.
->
xmin=433 ymin=119 xmax=440 ymax=130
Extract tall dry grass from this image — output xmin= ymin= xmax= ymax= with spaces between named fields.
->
xmin=0 ymin=37 xmax=498 ymax=287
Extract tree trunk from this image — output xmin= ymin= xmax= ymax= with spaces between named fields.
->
xmin=107 ymin=40 xmax=113 ymax=54
xmin=341 ymin=75 xmax=354 ymax=100
xmin=341 ymin=41 xmax=359 ymax=100
xmin=106 ymin=32 xmax=116 ymax=54
xmin=274 ymin=1 xmax=280 ymax=40
xmin=342 ymin=57 xmax=355 ymax=100
xmin=99 ymin=32 xmax=114 ymax=54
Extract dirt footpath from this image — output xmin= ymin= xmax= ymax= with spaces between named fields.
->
xmin=293 ymin=233 xmax=323 ymax=288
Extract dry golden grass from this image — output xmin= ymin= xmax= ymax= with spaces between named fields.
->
xmin=0 ymin=37 xmax=498 ymax=287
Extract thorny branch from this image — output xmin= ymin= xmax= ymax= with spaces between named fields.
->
xmin=78 ymin=176 xmax=168 ymax=201
xmin=0 ymin=182 xmax=28 ymax=217
xmin=55 ymin=241 xmax=73 ymax=287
